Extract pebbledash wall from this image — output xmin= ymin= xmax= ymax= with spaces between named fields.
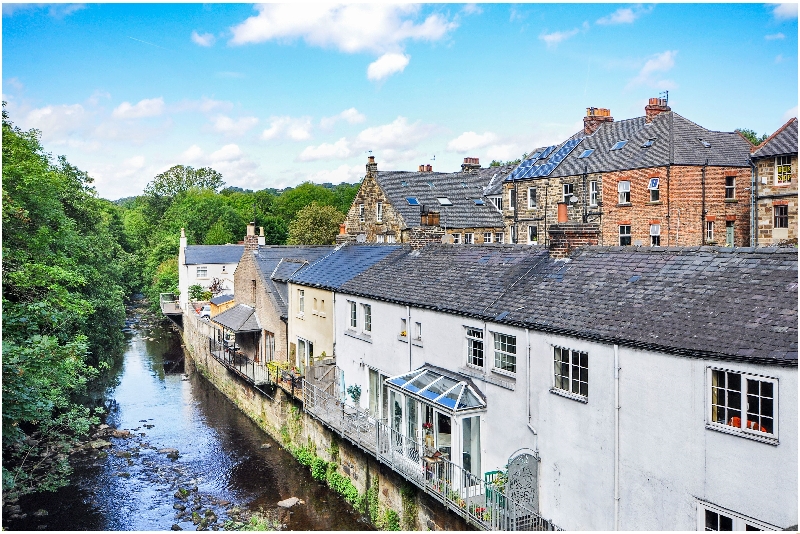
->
xmin=181 ymin=311 xmax=469 ymax=531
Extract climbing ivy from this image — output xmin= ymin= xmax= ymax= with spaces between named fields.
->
xmin=400 ymin=483 xmax=418 ymax=530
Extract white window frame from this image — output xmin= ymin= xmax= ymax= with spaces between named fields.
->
xmin=562 ymin=183 xmax=574 ymax=204
xmin=528 ymin=225 xmax=538 ymax=245
xmin=464 ymin=232 xmax=474 ymax=244
xmin=697 ymin=500 xmax=779 ymax=531
xmin=348 ymin=300 xmax=357 ymax=329
xmin=491 ymin=332 xmax=516 ymax=376
xmin=706 ymin=220 xmax=714 ymax=242
xmin=775 ymin=155 xmax=792 ymax=185
xmin=649 ymin=177 xmax=660 ymax=202
xmin=509 ymin=189 xmax=516 ymax=211
xmin=298 ymin=289 xmax=305 ymax=315
xmin=619 ymin=225 xmax=631 ymax=246
xmin=359 ymin=203 xmax=365 ymax=222
xmin=196 ymin=266 xmax=208 ymax=278
xmin=362 ymin=303 xmax=372 ymax=333
xmin=452 ymin=233 xmax=461 ymax=244
xmin=400 ymin=318 xmax=407 ymax=337
xmin=465 ymin=327 xmax=484 ymax=369
xmin=414 ymin=322 xmax=422 ymax=341
xmin=724 ymin=176 xmax=735 ymax=199
xmin=490 ymin=196 xmax=503 ymax=211
xmin=483 ymin=232 xmax=492 ymax=244
xmin=376 ymin=234 xmax=385 ymax=243
xmin=650 ymin=224 xmax=661 ymax=247
xmin=618 ymin=180 xmax=631 ymax=204
xmin=510 ymin=225 xmax=517 ymax=243
xmin=528 ymin=187 xmax=537 ymax=208
xmin=707 ymin=366 xmax=778 ymax=444
xmin=386 ymin=234 xmax=396 ymax=243
xmin=376 ymin=201 xmax=383 ymax=222
xmin=495 ymin=232 xmax=504 ymax=244
xmin=589 ymin=180 xmax=598 ymax=207
xmin=552 ymin=346 xmax=588 ymax=401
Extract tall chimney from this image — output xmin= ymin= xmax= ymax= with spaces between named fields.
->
xmin=366 ymin=155 xmax=378 ymax=176
xmin=548 ymin=222 xmax=600 ymax=259
xmin=645 ymin=97 xmax=671 ymax=123
xmin=244 ymin=222 xmax=259 ymax=252
xmin=258 ymin=226 xmax=265 ymax=246
xmin=461 ymin=157 xmax=481 ymax=173
xmin=584 ymin=107 xmax=614 ymax=136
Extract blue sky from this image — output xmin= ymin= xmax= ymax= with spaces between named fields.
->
xmin=3 ymin=3 xmax=797 ymax=200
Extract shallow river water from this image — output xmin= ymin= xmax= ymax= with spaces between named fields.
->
xmin=4 ymin=317 xmax=371 ymax=531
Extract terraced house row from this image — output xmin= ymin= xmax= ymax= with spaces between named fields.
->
xmin=339 ymin=99 xmax=797 ymax=250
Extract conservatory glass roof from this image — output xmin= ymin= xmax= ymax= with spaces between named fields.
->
xmin=386 ymin=367 xmax=486 ymax=413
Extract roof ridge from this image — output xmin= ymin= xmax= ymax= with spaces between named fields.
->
xmin=752 ymin=116 xmax=798 ymax=156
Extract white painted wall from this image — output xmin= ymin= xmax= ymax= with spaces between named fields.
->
xmin=178 ymin=241 xmax=238 ymax=309
xmin=334 ymin=293 xmax=798 ymax=530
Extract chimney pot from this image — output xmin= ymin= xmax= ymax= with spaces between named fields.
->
xmin=368 ymin=156 xmax=375 ymax=163
xmin=419 ymin=165 xmax=425 ymax=172
xmin=645 ymin=97 xmax=671 ymax=123
xmin=244 ymin=223 xmax=259 ymax=251
xmin=425 ymin=164 xmax=433 ymax=172
xmin=584 ymin=107 xmax=614 ymax=135
xmin=339 ymin=223 xmax=347 ymax=235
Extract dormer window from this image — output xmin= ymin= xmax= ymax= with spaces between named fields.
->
xmin=642 ymin=138 xmax=656 ymax=148
xmin=578 ymin=149 xmax=594 ymax=158
xmin=437 ymin=197 xmax=453 ymax=206
xmin=611 ymin=140 xmax=628 ymax=150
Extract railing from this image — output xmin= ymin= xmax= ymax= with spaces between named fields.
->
xmin=159 ymin=293 xmax=181 ymax=315
xmin=303 ymin=380 xmax=560 ymax=531
xmin=209 ymin=338 xmax=271 ymax=385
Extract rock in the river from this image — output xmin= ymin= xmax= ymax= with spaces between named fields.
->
xmin=116 ymin=472 xmax=131 ymax=478
xmin=171 ymin=524 xmax=182 ymax=531
xmin=173 ymin=504 xmax=186 ymax=511
xmin=112 ymin=429 xmax=131 ymax=438
xmin=33 ymin=509 xmax=48 ymax=517
xmin=158 ymin=448 xmax=179 ymax=454
xmin=89 ymin=439 xmax=112 ymax=449
xmin=277 ymin=497 xmax=301 ymax=508
xmin=260 ymin=443 xmax=271 ymax=449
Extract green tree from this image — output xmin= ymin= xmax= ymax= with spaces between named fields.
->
xmin=262 ymin=215 xmax=289 ymax=245
xmin=736 ymin=128 xmax=768 ymax=146
xmin=287 ymin=202 xmax=345 ymax=245
xmin=274 ymin=182 xmax=336 ymax=222
xmin=204 ymin=218 xmax=235 ymax=245
xmin=142 ymin=164 xmax=225 ymax=221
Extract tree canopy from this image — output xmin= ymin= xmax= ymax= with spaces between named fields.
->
xmin=736 ymin=128 xmax=768 ymax=146
xmin=287 ymin=202 xmax=346 ymax=245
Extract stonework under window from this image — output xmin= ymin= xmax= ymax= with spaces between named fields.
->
xmin=492 ymin=332 xmax=516 ymax=374
xmin=483 ymin=232 xmax=492 ymax=243
xmin=528 ymin=187 xmax=537 ymax=208
xmin=650 ymin=224 xmax=661 ymax=246
xmin=553 ymin=346 xmax=588 ymax=399
xmin=709 ymin=368 xmax=776 ymax=440
xmin=618 ymin=181 xmax=631 ymax=204
xmin=619 ymin=225 xmax=631 ymax=246
xmin=775 ymin=205 xmax=789 ymax=228
xmin=590 ymin=181 xmax=599 ymax=206
xmin=776 ymin=155 xmax=792 ymax=184
xmin=466 ymin=328 xmax=484 ymax=368
xmin=464 ymin=233 xmax=474 ymax=244
xmin=725 ymin=176 xmax=735 ymax=199
xmin=196 ymin=266 xmax=208 ymax=278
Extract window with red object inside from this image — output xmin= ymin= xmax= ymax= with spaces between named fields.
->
xmin=710 ymin=368 xmax=776 ymax=439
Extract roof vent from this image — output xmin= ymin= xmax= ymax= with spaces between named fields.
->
xmin=699 ymin=138 xmax=711 ymax=148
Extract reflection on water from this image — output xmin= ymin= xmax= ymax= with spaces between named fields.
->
xmin=5 ymin=318 xmax=371 ymax=531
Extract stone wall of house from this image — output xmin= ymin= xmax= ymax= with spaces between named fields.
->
xmin=344 ymin=173 xmax=406 ymax=243
xmin=182 ymin=312 xmax=467 ymax=531
xmin=503 ymin=165 xmax=751 ymax=247
xmin=756 ymin=155 xmax=798 ymax=245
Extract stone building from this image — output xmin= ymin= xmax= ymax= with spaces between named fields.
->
xmin=341 ymin=156 xmax=506 ymax=247
xmin=502 ymin=98 xmax=753 ymax=247
xmin=752 ymin=117 xmax=798 ymax=246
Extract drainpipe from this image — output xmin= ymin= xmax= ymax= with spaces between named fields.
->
xmin=750 ymin=159 xmax=758 ymax=247
xmin=513 ymin=179 xmax=519 ymax=243
xmin=406 ymin=305 xmax=412 ymax=371
xmin=526 ymin=328 xmax=538 ymax=450
xmin=614 ymin=344 xmax=620 ymax=531
xmin=701 ymin=159 xmax=708 ymax=245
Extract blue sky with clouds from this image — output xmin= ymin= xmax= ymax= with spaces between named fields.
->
xmin=3 ymin=3 xmax=797 ymax=200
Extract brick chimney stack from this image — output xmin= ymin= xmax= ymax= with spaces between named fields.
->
xmin=461 ymin=157 xmax=481 ymax=173
xmin=418 ymin=164 xmax=433 ymax=172
xmin=645 ymin=97 xmax=671 ymax=123
xmin=366 ymin=155 xmax=378 ymax=176
xmin=548 ymin=222 xmax=600 ymax=259
xmin=244 ymin=222 xmax=259 ymax=251
xmin=584 ymin=107 xmax=613 ymax=136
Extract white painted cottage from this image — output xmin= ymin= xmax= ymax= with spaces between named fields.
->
xmin=330 ymin=243 xmax=797 ymax=531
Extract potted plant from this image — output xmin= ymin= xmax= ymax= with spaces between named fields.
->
xmin=346 ymin=384 xmax=361 ymax=405
xmin=422 ymin=422 xmax=434 ymax=448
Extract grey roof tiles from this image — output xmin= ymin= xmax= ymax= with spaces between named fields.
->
xmin=211 ymin=304 xmax=260 ymax=332
xmin=184 ymin=245 xmax=245 ymax=265
xmin=339 ymin=244 xmax=797 ymax=364
xmin=290 ymin=244 xmax=404 ymax=290
xmin=752 ymin=118 xmax=798 ymax=159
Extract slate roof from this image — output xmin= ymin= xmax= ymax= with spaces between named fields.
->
xmin=290 ymin=244 xmax=404 ymax=290
xmin=210 ymin=294 xmax=234 ymax=305
xmin=505 ymin=111 xmax=752 ymax=185
xmin=211 ymin=304 xmax=260 ymax=332
xmin=752 ymin=118 xmax=798 ymax=159
xmin=249 ymin=246 xmax=334 ymax=319
xmin=375 ymin=170 xmax=504 ymax=229
xmin=184 ymin=245 xmax=244 ymax=265
xmin=340 ymin=244 xmax=798 ymax=365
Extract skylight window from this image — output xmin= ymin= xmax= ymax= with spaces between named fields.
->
xmin=611 ymin=140 xmax=628 ymax=150
xmin=699 ymin=138 xmax=711 ymax=148
xmin=401 ymin=181 xmax=408 ymax=187
xmin=473 ymin=199 xmax=485 ymax=205
xmin=406 ymin=197 xmax=420 ymax=206
xmin=578 ymin=149 xmax=595 ymax=158
xmin=642 ymin=138 xmax=656 ymax=148
xmin=437 ymin=197 xmax=453 ymax=206
xmin=427 ymin=181 xmax=435 ymax=188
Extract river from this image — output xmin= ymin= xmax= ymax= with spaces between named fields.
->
xmin=3 ymin=312 xmax=371 ymax=531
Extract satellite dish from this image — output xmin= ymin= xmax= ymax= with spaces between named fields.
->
xmin=570 ymin=195 xmax=579 ymax=204
xmin=441 ymin=234 xmax=454 ymax=244
xmin=356 ymin=234 xmax=367 ymax=243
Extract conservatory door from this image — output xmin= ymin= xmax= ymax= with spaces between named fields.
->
xmin=462 ymin=416 xmax=481 ymax=479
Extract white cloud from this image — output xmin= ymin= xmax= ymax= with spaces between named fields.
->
xmin=596 ymin=5 xmax=652 ymax=25
xmin=303 ymin=164 xmax=364 ymax=184
xmin=24 ymin=104 xmax=87 ymax=140
xmin=181 ymin=143 xmax=262 ymax=187
xmin=3 ymin=4 xmax=85 ymax=18
xmin=462 ymin=4 xmax=483 ymax=16
xmin=367 ymin=53 xmax=410 ymax=81
xmin=211 ymin=115 xmax=259 ymax=137
xmin=261 ymin=116 xmax=313 ymax=141
xmin=773 ymin=3 xmax=797 ymax=19
xmin=112 ymin=97 xmax=165 ymax=119
xmin=783 ymin=106 xmax=798 ymax=121
xmin=174 ymin=97 xmax=234 ymax=114
xmin=765 ymin=33 xmax=786 ymax=40
xmin=539 ymin=28 xmax=580 ymax=48
xmin=355 ymin=116 xmax=436 ymax=150
xmin=320 ymin=107 xmax=366 ymax=129
xmin=229 ymin=4 xmax=456 ymax=54
xmin=775 ymin=54 xmax=786 ymax=63
xmin=191 ymin=31 xmax=216 ymax=47
xmin=509 ymin=7 xmax=526 ymax=23
xmin=627 ymin=50 xmax=678 ymax=89
xmin=297 ymin=138 xmax=353 ymax=162
xmin=447 ymin=131 xmax=499 ymax=153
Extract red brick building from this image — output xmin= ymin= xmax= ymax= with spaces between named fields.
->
xmin=502 ymin=98 xmax=753 ymax=247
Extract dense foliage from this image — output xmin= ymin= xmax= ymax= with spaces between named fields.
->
xmin=2 ymin=108 xmax=131 ymax=496
xmin=287 ymin=202 xmax=346 ymax=245
xmin=736 ymin=128 xmax=769 ymax=146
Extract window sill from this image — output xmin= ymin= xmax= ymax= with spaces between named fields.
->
xmin=312 ymin=311 xmax=327 ymax=318
xmin=616 ymin=203 xmax=632 ymax=208
xmin=549 ymin=387 xmax=588 ymax=403
xmin=296 ymin=314 xmax=305 ymax=320
xmin=724 ymin=199 xmax=738 ymax=203
xmin=491 ymin=367 xmax=516 ymax=379
xmin=344 ymin=330 xmax=372 ymax=343
xmin=647 ymin=201 xmax=663 ymax=205
xmin=412 ymin=338 xmax=423 ymax=347
xmin=397 ymin=335 xmax=408 ymax=343
xmin=705 ymin=423 xmax=778 ymax=445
